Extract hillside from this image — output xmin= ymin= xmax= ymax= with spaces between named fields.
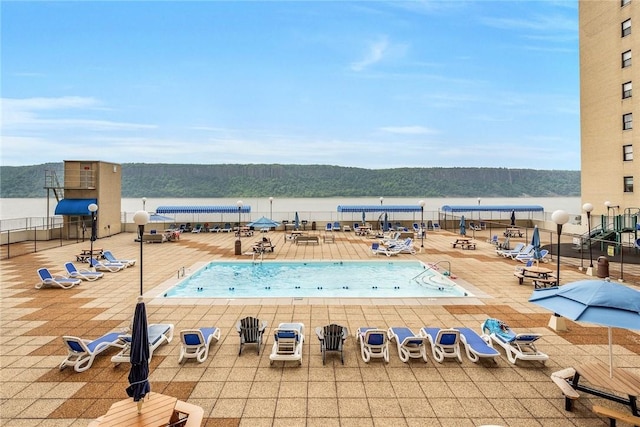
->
xmin=0 ymin=163 xmax=580 ymax=198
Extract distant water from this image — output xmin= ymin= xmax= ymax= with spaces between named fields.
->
xmin=1 ymin=196 xmax=581 ymax=221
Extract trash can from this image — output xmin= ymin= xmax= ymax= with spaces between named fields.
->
xmin=311 ymin=221 xmax=316 ymax=231
xmin=234 ymin=239 xmax=242 ymax=255
xmin=596 ymin=256 xmax=609 ymax=278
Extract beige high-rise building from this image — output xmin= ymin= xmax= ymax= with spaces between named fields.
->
xmin=580 ymin=0 xmax=639 ymax=220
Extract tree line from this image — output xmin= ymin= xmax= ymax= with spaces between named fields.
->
xmin=0 ymin=162 xmax=580 ymax=198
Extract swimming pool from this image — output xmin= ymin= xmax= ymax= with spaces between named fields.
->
xmin=163 ymin=261 xmax=471 ymax=298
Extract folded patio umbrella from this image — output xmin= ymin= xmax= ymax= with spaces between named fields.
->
xmin=126 ymin=299 xmax=151 ymax=412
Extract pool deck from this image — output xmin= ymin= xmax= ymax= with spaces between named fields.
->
xmin=1 ymin=228 xmax=639 ymax=426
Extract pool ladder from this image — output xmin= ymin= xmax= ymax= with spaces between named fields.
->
xmin=177 ymin=266 xmax=186 ymax=278
xmin=252 ymin=250 xmax=264 ymax=264
xmin=412 ymin=261 xmax=454 ymax=288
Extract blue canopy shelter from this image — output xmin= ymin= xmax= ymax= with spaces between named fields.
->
xmin=156 ymin=205 xmax=251 ymax=223
xmin=440 ymin=205 xmax=544 ymax=231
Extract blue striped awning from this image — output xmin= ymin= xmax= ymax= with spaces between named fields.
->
xmin=337 ymin=205 xmax=422 ymax=213
xmin=54 ymin=199 xmax=97 ymax=216
xmin=156 ymin=205 xmax=251 ymax=214
xmin=441 ymin=205 xmax=544 ymax=213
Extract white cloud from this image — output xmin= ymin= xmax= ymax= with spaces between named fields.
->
xmin=350 ymin=37 xmax=390 ymax=72
xmin=379 ymin=126 xmax=437 ymax=135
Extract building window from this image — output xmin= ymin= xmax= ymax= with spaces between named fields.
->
xmin=623 ymin=50 xmax=632 ymax=68
xmin=623 ymin=81 xmax=633 ymax=98
xmin=624 ymin=176 xmax=634 ymax=192
xmin=623 ymin=145 xmax=633 ymax=161
xmin=622 ymin=0 xmax=631 ymax=6
xmin=623 ymin=113 xmax=633 ymax=130
xmin=623 ymin=19 xmax=632 ymax=37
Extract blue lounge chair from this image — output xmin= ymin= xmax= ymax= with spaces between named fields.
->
xmin=371 ymin=242 xmax=400 ymax=257
xmin=102 ymin=250 xmax=136 ymax=267
xmin=481 ymin=318 xmax=548 ymax=365
xmin=269 ymin=322 xmax=304 ymax=366
xmin=496 ymin=242 xmax=525 ymax=258
xmin=111 ymin=323 xmax=175 ymax=365
xmin=356 ymin=327 xmax=389 ymax=363
xmin=456 ymin=327 xmax=500 ymax=363
xmin=36 ymin=268 xmax=81 ymax=289
xmin=325 ymin=223 xmax=333 ymax=232
xmin=64 ymin=262 xmax=104 ymax=281
xmin=178 ymin=327 xmax=220 ymax=363
xmin=387 ymin=327 xmax=429 ymax=363
xmin=60 ymin=332 xmax=126 ymax=372
xmin=89 ymin=258 xmax=126 ymax=272
xmin=419 ymin=327 xmax=462 ymax=363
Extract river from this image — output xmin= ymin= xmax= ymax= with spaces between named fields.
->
xmin=1 ymin=196 xmax=581 ymax=221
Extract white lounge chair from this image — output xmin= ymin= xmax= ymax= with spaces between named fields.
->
xmin=102 ymin=250 xmax=136 ymax=267
xmin=60 ymin=332 xmax=126 ymax=372
xmin=36 ymin=268 xmax=81 ymax=289
xmin=419 ymin=327 xmax=462 ymax=363
xmin=269 ymin=322 xmax=305 ymax=366
xmin=387 ymin=327 xmax=429 ymax=363
xmin=371 ymin=242 xmax=400 ymax=257
xmin=111 ymin=323 xmax=174 ymax=365
xmin=456 ymin=327 xmax=500 ymax=363
xmin=481 ymin=318 xmax=548 ymax=365
xmin=496 ymin=242 xmax=524 ymax=258
xmin=388 ymin=238 xmax=416 ymax=254
xmin=89 ymin=258 xmax=126 ymax=272
xmin=178 ymin=327 xmax=220 ymax=363
xmin=64 ymin=262 xmax=104 ymax=281
xmin=355 ymin=327 xmax=389 ymax=363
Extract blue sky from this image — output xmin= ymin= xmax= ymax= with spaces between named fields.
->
xmin=1 ymin=1 xmax=579 ymax=169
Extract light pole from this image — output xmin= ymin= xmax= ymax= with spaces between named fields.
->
xmin=133 ymin=210 xmax=149 ymax=296
xmin=549 ymin=209 xmax=570 ymax=331
xmin=142 ymin=197 xmax=147 ymax=211
xmin=88 ymin=203 xmax=98 ymax=270
xmin=583 ymin=203 xmax=594 ymax=275
xmin=235 ymin=200 xmax=243 ymax=255
xmin=604 ymin=201 xmax=619 ymax=230
xmin=379 ymin=197 xmax=384 ymax=206
xmin=418 ymin=200 xmax=425 ymax=251
xmin=477 ymin=197 xmax=481 ymax=221
xmin=269 ymin=197 xmax=273 ymax=219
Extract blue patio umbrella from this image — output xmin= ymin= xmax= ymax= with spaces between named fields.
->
xmin=531 ymin=226 xmax=542 ymax=264
xmin=294 ymin=212 xmax=299 ymax=230
xmin=529 ymin=279 xmax=640 ymax=376
xmin=247 ymin=216 xmax=280 ymax=229
xmin=362 ymin=211 xmax=366 ymax=224
xmin=126 ymin=298 xmax=151 ymax=411
xmin=383 ymin=213 xmax=389 ymax=231
xmin=510 ymin=210 xmax=516 ymax=226
xmin=459 ymin=215 xmax=466 ymax=236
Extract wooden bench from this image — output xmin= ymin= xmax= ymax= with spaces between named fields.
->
xmin=514 ymin=272 xmax=525 ymax=284
xmin=296 ymin=236 xmax=319 ymax=245
xmin=534 ymin=278 xmax=558 ymax=289
xmin=592 ymin=404 xmax=640 ymax=426
xmin=551 ymin=368 xmax=580 ymax=410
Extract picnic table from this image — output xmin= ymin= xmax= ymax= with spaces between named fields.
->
xmin=514 ymin=265 xmax=557 ymax=288
xmin=504 ymin=227 xmax=524 ymax=238
xmin=558 ymin=362 xmax=640 ymax=416
xmin=76 ymin=248 xmax=104 ymax=263
xmin=451 ymin=238 xmax=476 ymax=250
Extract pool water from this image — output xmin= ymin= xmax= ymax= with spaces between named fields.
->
xmin=163 ymin=261 xmax=471 ymax=298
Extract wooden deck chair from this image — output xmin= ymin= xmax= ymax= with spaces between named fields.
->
xmin=237 ymin=316 xmax=267 ymax=355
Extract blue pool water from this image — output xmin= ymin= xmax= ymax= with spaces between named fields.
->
xmin=163 ymin=261 xmax=471 ymax=298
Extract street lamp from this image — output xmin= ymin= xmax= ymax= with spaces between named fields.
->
xmin=133 ymin=210 xmax=149 ymax=296
xmin=269 ymin=197 xmax=273 ymax=219
xmin=88 ymin=203 xmax=98 ymax=269
xmin=549 ymin=209 xmax=570 ymax=331
xmin=604 ymin=201 xmax=619 ymax=230
xmin=477 ymin=197 xmax=481 ymax=205
xmin=142 ymin=197 xmax=147 ymax=211
xmin=235 ymin=200 xmax=243 ymax=255
xmin=379 ymin=197 xmax=384 ymax=205
xmin=583 ymin=203 xmax=594 ymax=274
xmin=418 ymin=200 xmax=425 ymax=250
